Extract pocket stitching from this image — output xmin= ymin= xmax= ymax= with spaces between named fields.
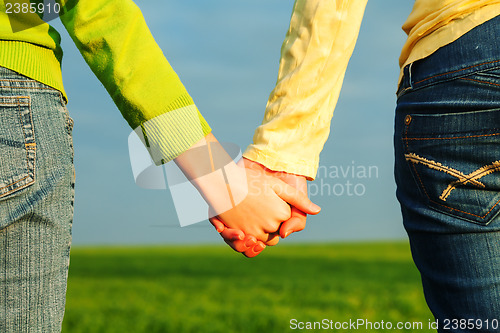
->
xmin=403 ymin=122 xmax=500 ymax=223
xmin=459 ymin=77 xmax=500 ymax=88
xmin=404 ymin=120 xmax=432 ymax=201
xmin=0 ymin=96 xmax=36 ymax=199
xmin=404 ymin=132 xmax=500 ymax=141
xmin=414 ymin=59 xmax=500 ymax=85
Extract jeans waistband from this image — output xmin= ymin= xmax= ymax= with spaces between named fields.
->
xmin=398 ymin=14 xmax=500 ymax=97
xmin=0 ymin=66 xmax=58 ymax=92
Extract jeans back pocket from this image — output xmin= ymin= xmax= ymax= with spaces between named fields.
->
xmin=402 ymin=109 xmax=500 ymax=225
xmin=0 ymin=96 xmax=36 ymax=200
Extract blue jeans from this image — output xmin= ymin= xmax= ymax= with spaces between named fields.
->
xmin=395 ymin=16 xmax=500 ymax=332
xmin=0 ymin=67 xmax=74 ymax=332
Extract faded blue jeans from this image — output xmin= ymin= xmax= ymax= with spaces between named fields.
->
xmin=0 ymin=67 xmax=74 ymax=332
xmin=395 ymin=15 xmax=500 ymax=332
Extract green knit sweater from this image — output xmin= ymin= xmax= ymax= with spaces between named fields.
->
xmin=0 ymin=0 xmax=211 ymax=163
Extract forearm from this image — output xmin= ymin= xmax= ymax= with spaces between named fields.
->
xmin=173 ymin=133 xmax=246 ymax=215
xmin=244 ymin=0 xmax=368 ymax=180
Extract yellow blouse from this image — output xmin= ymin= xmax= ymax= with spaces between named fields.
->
xmin=243 ymin=0 xmax=500 ymax=180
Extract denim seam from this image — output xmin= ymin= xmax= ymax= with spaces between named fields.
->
xmin=397 ymin=86 xmax=412 ymax=99
xmin=414 ymin=59 xmax=500 ymax=85
xmin=433 ymin=193 xmax=500 ymax=220
xmin=24 ymin=97 xmax=36 ymax=189
xmin=404 ymin=132 xmax=500 ymax=141
xmin=0 ymin=85 xmax=55 ymax=91
xmin=399 ymin=61 xmax=500 ymax=98
xmin=0 ymin=97 xmax=36 ymax=198
xmin=0 ymin=79 xmax=36 ymax=83
xmin=433 ymin=194 xmax=500 ymax=219
xmin=18 ymin=97 xmax=36 ymax=197
xmin=404 ymin=122 xmax=431 ymax=201
xmin=459 ymin=77 xmax=500 ymax=87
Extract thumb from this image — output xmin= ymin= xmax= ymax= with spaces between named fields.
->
xmin=280 ymin=208 xmax=307 ymax=238
xmin=271 ymin=179 xmax=321 ymax=215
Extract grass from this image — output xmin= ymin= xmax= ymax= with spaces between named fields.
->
xmin=62 ymin=242 xmax=435 ymax=332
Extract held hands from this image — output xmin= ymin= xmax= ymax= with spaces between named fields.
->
xmin=244 ymin=158 xmax=311 ymax=239
xmin=173 ymin=133 xmax=319 ymax=258
xmin=210 ymin=158 xmax=320 ymax=257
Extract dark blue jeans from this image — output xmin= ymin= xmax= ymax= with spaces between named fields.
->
xmin=395 ymin=15 xmax=500 ymax=332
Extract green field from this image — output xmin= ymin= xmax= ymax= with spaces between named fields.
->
xmin=62 ymin=242 xmax=435 ymax=333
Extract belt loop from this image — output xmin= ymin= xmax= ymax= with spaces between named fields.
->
xmin=397 ymin=63 xmax=413 ymax=97
xmin=408 ymin=62 xmax=413 ymax=89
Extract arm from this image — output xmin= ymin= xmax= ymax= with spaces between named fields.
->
xmin=59 ymin=0 xmax=210 ymax=164
xmin=244 ymin=0 xmax=368 ymax=180
xmin=57 ymin=0 xmax=280 ymax=251
xmin=217 ymin=0 xmax=368 ymax=249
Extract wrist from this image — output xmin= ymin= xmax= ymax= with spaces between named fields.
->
xmin=174 ymin=134 xmax=248 ymax=215
xmin=194 ymin=162 xmax=248 ymax=214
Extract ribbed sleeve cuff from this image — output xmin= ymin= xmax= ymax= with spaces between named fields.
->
xmin=133 ymin=104 xmax=212 ymax=165
xmin=243 ymin=145 xmax=318 ymax=181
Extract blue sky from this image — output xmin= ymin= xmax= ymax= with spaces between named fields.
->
xmin=51 ymin=0 xmax=415 ymax=245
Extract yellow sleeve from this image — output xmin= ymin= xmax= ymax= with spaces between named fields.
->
xmin=243 ymin=0 xmax=367 ymax=180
